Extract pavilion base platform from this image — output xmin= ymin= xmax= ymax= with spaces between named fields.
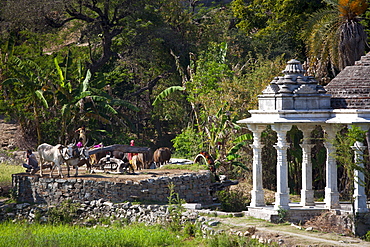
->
xmin=244 ymin=202 xmax=370 ymax=236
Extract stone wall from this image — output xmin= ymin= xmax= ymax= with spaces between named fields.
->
xmin=12 ymin=171 xmax=213 ymax=206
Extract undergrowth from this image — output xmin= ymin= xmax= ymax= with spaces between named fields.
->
xmin=162 ymin=163 xmax=208 ymax=171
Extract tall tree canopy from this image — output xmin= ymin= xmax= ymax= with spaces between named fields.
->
xmin=231 ymin=0 xmax=324 ymax=59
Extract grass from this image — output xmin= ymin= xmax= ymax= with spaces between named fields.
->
xmin=0 ymin=222 xmax=188 ymax=247
xmin=0 ymin=163 xmax=24 ymax=187
xmin=0 ymin=221 xmax=268 ymax=247
xmin=161 ymin=163 xmax=208 ymax=171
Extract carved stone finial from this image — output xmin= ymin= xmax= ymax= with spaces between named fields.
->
xmin=282 ymin=59 xmax=305 ymax=75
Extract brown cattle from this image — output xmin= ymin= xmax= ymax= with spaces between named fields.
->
xmin=131 ymin=155 xmax=142 ymax=170
xmin=137 ymin=149 xmax=154 ymax=169
xmin=153 ymin=147 xmax=171 ymax=167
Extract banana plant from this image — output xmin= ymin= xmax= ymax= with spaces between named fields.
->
xmin=2 ymin=57 xmax=49 ymax=144
xmin=53 ymin=53 xmax=139 ymax=143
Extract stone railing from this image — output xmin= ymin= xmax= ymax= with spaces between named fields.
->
xmin=12 ymin=171 xmax=214 ymax=206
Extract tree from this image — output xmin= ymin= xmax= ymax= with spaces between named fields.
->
xmin=44 ymin=0 xmax=162 ymax=74
xmin=303 ymin=0 xmax=368 ymax=82
xmin=231 ymin=0 xmax=324 ymax=59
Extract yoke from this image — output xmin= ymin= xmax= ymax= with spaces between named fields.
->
xmin=88 ymin=144 xmax=150 ymax=155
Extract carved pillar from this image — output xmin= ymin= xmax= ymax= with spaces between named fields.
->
xmin=271 ymin=124 xmax=291 ymax=210
xmin=323 ymin=125 xmax=340 ymax=209
xmin=299 ymin=126 xmax=315 ymax=206
xmin=351 ymin=141 xmax=368 ymax=213
xmin=247 ymin=124 xmax=266 ymax=207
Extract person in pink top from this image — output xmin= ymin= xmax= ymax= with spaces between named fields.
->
xmin=128 ymin=140 xmax=135 ymax=161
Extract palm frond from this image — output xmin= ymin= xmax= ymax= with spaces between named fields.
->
xmin=324 ymin=0 xmax=339 ymax=7
xmin=152 ymin=86 xmax=185 ymax=106
xmin=233 ymin=133 xmax=253 ymax=143
xmin=75 ymin=91 xmax=92 ymax=101
xmin=89 ymin=95 xmax=109 ymax=102
xmin=111 ymin=99 xmax=140 ymax=112
xmin=101 ymin=103 xmax=118 ymax=115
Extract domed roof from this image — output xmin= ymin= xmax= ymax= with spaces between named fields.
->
xmin=325 ymin=53 xmax=370 ymax=109
xmin=258 ymin=59 xmax=331 ymax=111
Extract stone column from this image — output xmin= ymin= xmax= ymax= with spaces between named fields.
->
xmin=248 ymin=124 xmax=266 ymax=207
xmin=323 ymin=125 xmax=340 ymax=209
xmin=271 ymin=124 xmax=291 ymax=210
xmin=299 ymin=126 xmax=315 ymax=206
xmin=351 ymin=141 xmax=368 ymax=213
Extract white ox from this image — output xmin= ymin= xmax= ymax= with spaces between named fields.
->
xmin=37 ymin=143 xmax=91 ymax=178
xmin=37 ymin=143 xmax=70 ymax=178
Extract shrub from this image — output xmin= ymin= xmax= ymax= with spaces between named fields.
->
xmin=47 ymin=200 xmax=80 ymax=225
xmin=216 ymin=188 xmax=250 ymax=212
xmin=167 ymin=183 xmax=186 ymax=231
xmin=172 ymin=126 xmax=205 ymax=159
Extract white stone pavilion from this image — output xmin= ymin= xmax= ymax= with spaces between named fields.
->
xmin=237 ymin=54 xmax=370 ymax=214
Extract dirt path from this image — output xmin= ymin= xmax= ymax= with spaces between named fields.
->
xmin=214 ymin=216 xmax=370 ymax=246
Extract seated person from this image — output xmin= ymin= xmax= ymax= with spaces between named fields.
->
xmin=23 ymin=150 xmax=39 ymax=175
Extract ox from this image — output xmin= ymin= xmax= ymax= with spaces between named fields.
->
xmin=153 ymin=147 xmax=171 ymax=167
xmin=37 ymin=143 xmax=70 ymax=178
xmin=64 ymin=145 xmax=91 ymax=177
xmin=131 ymin=149 xmax=154 ymax=170
xmin=139 ymin=149 xmax=154 ymax=169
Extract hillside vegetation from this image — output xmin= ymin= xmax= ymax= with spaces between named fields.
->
xmin=0 ymin=0 xmax=369 ymax=196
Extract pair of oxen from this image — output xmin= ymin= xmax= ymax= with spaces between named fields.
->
xmin=36 ymin=144 xmax=172 ymax=178
xmin=37 ymin=143 xmax=90 ymax=178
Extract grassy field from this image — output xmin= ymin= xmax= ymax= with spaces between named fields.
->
xmin=0 ymin=222 xmax=187 ymax=247
xmin=0 ymin=222 xmax=267 ymax=247
xmin=0 ymin=163 xmax=24 ymax=187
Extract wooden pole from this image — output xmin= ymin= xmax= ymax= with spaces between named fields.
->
xmin=88 ymin=144 xmax=150 ymax=155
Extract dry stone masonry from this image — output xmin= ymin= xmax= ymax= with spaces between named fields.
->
xmin=12 ymin=171 xmax=213 ymax=206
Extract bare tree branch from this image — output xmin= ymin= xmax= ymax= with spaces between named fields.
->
xmin=126 ymin=71 xmax=172 ymax=99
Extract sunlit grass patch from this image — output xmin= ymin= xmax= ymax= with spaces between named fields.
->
xmin=0 ymin=222 xmax=190 ymax=247
xmin=161 ymin=163 xmax=208 ymax=171
xmin=0 ymin=163 xmax=24 ymax=187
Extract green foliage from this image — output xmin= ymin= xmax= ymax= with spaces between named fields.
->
xmin=152 ymin=86 xmax=185 ymax=106
xmin=216 ymin=188 xmax=250 ymax=212
xmin=167 ymin=183 xmax=186 ymax=232
xmin=47 ymin=200 xmax=80 ymax=225
xmin=333 ymin=125 xmax=368 ymax=197
xmin=0 ymin=163 xmax=25 ymax=187
xmin=172 ymin=126 xmax=206 ymax=159
xmin=162 ymin=163 xmax=208 ymax=171
xmin=231 ymin=0 xmax=324 ymax=58
xmin=302 ymin=0 xmax=367 ymax=81
xmin=0 ymin=222 xmax=187 ymax=247
xmin=287 ymin=126 xmax=303 ymax=194
xmin=277 ymin=206 xmax=288 ymax=223
xmin=365 ymin=230 xmax=370 ymax=242
xmin=206 ymin=231 xmax=264 ymax=247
